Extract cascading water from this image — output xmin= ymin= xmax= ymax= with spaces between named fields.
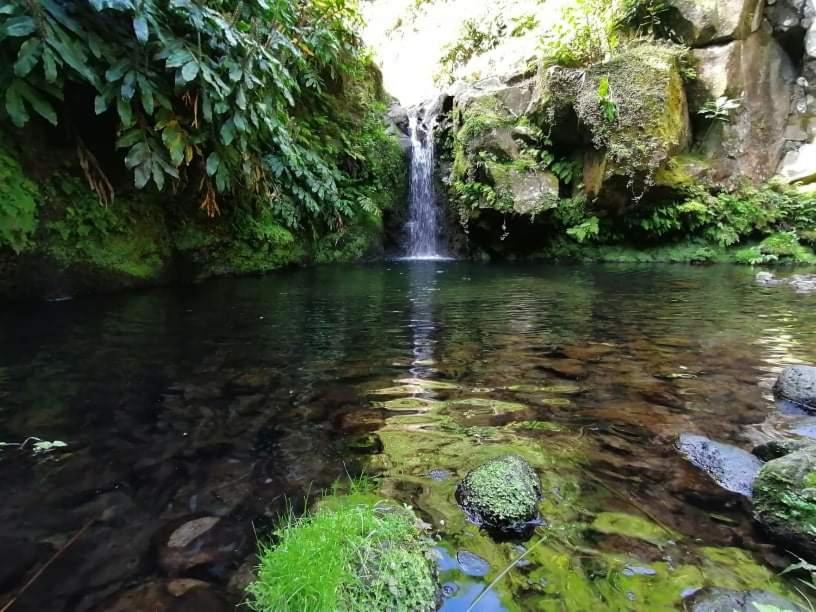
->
xmin=406 ymin=111 xmax=444 ymax=259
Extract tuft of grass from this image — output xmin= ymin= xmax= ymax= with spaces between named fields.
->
xmin=246 ymin=478 xmax=437 ymax=612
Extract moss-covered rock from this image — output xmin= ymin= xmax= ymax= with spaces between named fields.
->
xmin=574 ymin=43 xmax=691 ymax=182
xmin=752 ymin=446 xmax=816 ymax=561
xmin=685 ymin=587 xmax=803 ymax=612
xmin=455 ymin=454 xmax=541 ymax=535
xmin=486 ymin=161 xmax=559 ymax=215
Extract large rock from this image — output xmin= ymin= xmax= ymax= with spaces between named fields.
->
xmin=668 ymin=0 xmax=763 ymax=46
xmin=692 ymin=32 xmax=796 ymax=183
xmin=456 ymin=455 xmax=541 ymax=535
xmin=677 ymin=433 xmax=763 ymax=496
xmin=574 ymin=44 xmax=691 ymax=179
xmin=774 ymin=365 xmax=816 ymax=409
xmin=486 ymin=162 xmax=559 ymax=215
xmin=157 ymin=516 xmax=250 ymax=577
xmin=778 ymin=143 xmax=816 ymax=184
xmin=753 ymin=446 xmax=816 ymax=561
xmin=685 ymin=587 xmax=803 ymax=611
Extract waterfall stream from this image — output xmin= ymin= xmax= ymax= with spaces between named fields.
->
xmin=406 ymin=111 xmax=445 ymax=259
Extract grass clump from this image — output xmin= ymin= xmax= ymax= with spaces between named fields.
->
xmin=246 ymin=481 xmax=437 ymax=612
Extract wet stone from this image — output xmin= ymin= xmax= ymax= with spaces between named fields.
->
xmin=622 ymin=565 xmax=657 ymax=576
xmin=774 ymin=365 xmax=816 ymax=411
xmin=677 ymin=434 xmax=762 ymax=496
xmin=158 ymin=516 xmax=250 ymax=577
xmin=456 ymin=550 xmax=490 ymax=577
xmin=427 ymin=468 xmax=452 ymax=481
xmin=685 ymin=587 xmax=803 ymax=611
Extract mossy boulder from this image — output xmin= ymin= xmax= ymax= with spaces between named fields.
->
xmin=774 ymin=365 xmax=816 ymax=410
xmin=455 ymin=454 xmax=541 ymax=535
xmin=685 ymin=587 xmax=803 ymax=612
xmin=752 ymin=446 xmax=816 ymax=561
xmin=532 ymin=43 xmax=691 ymax=186
xmin=486 ymin=162 xmax=559 ymax=215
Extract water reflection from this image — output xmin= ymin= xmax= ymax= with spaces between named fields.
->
xmin=0 ymin=263 xmax=815 ymax=611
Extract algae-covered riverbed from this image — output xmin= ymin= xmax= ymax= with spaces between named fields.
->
xmin=1 ymin=262 xmax=815 ymax=611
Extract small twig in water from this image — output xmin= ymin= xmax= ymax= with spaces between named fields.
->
xmin=1 ymin=517 xmax=95 ymax=612
xmin=466 ymin=534 xmax=548 ymax=612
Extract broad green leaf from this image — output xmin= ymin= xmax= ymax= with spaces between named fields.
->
xmin=121 ymin=71 xmax=136 ymax=99
xmin=116 ymin=128 xmax=143 ymax=148
xmin=3 ymin=16 xmax=35 ymax=37
xmin=125 ymin=142 xmax=148 ymax=168
xmin=136 ymin=75 xmax=154 ymax=114
xmin=133 ymin=15 xmax=148 ymax=42
xmin=161 ymin=125 xmax=185 ymax=166
xmin=206 ymin=152 xmax=220 ymax=176
xmin=42 ymin=47 xmax=58 ymax=82
xmin=14 ymin=39 xmax=42 ymax=77
xmin=17 ymin=80 xmax=57 ymax=125
xmin=134 ymin=163 xmax=150 ymax=188
xmin=117 ymin=97 xmax=133 ymax=127
xmin=180 ymin=61 xmax=199 ymax=82
xmin=5 ymin=82 xmax=29 ymax=127
xmin=152 ymin=160 xmax=165 ymax=190
xmin=219 ymin=119 xmax=235 ymax=146
xmin=165 ymin=48 xmax=193 ymax=68
xmin=94 ymin=95 xmax=108 ymax=114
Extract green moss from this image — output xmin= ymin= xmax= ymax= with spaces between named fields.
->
xmin=248 ymin=488 xmax=436 ymax=612
xmin=0 ymin=144 xmax=39 ymax=254
xmin=753 ymin=449 xmax=816 ymax=543
xmin=457 ymin=454 xmax=541 ymax=529
xmin=654 ymin=154 xmax=710 ymax=188
xmin=574 ymin=42 xmax=690 ymax=180
xmin=44 ymin=176 xmax=171 ymax=280
xmin=590 ymin=512 xmax=678 ymax=547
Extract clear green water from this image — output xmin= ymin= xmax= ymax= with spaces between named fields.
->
xmin=1 ymin=262 xmax=815 ymax=611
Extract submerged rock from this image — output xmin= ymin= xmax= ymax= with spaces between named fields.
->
xmin=752 ymin=438 xmax=812 ymax=461
xmin=684 ymin=587 xmax=803 ymax=611
xmin=774 ymin=365 xmax=816 ymax=410
xmin=456 ymin=550 xmax=491 ymax=577
xmin=677 ymin=434 xmax=762 ymax=496
xmin=753 ymin=446 xmax=816 ymax=561
xmin=456 ymin=455 xmax=541 ymax=535
xmin=157 ymin=516 xmax=250 ymax=577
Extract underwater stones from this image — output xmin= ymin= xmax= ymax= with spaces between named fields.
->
xmin=774 ymin=365 xmax=816 ymax=410
xmin=535 ymin=358 xmax=588 ymax=380
xmin=752 ymin=446 xmax=816 ymax=560
xmin=445 ymin=397 xmax=528 ymax=415
xmin=590 ymin=512 xmax=677 ymax=547
xmin=427 ymin=468 xmax=453 ymax=481
xmin=456 ymin=550 xmax=491 ymax=577
xmin=685 ymin=587 xmax=803 ymax=612
xmin=95 ymin=580 xmax=232 ymax=612
xmin=677 ymin=434 xmax=762 ymax=496
xmin=456 ymin=454 xmax=542 ymax=535
xmin=158 ymin=516 xmax=250 ymax=577
xmin=667 ymin=0 xmax=763 ymax=46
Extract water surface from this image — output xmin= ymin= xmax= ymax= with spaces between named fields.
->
xmin=1 ymin=262 xmax=815 ymax=611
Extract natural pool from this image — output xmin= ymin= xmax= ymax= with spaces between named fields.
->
xmin=1 ymin=262 xmax=815 ymax=611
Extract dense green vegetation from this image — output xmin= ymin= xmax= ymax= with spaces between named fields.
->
xmin=0 ymin=0 xmax=406 ymax=292
xmin=247 ymin=480 xmax=437 ymax=612
xmin=432 ymin=0 xmax=816 ymax=264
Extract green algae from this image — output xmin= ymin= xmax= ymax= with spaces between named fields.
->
xmin=379 ymin=397 xmax=444 ymax=412
xmin=445 ymin=397 xmax=529 ymax=415
xmin=590 ymin=512 xmax=678 ymax=547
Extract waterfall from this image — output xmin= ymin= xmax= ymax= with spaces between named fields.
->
xmin=406 ymin=111 xmax=444 ymax=259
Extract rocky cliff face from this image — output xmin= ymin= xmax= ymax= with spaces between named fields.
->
xmin=377 ymin=0 xmax=816 ymax=258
